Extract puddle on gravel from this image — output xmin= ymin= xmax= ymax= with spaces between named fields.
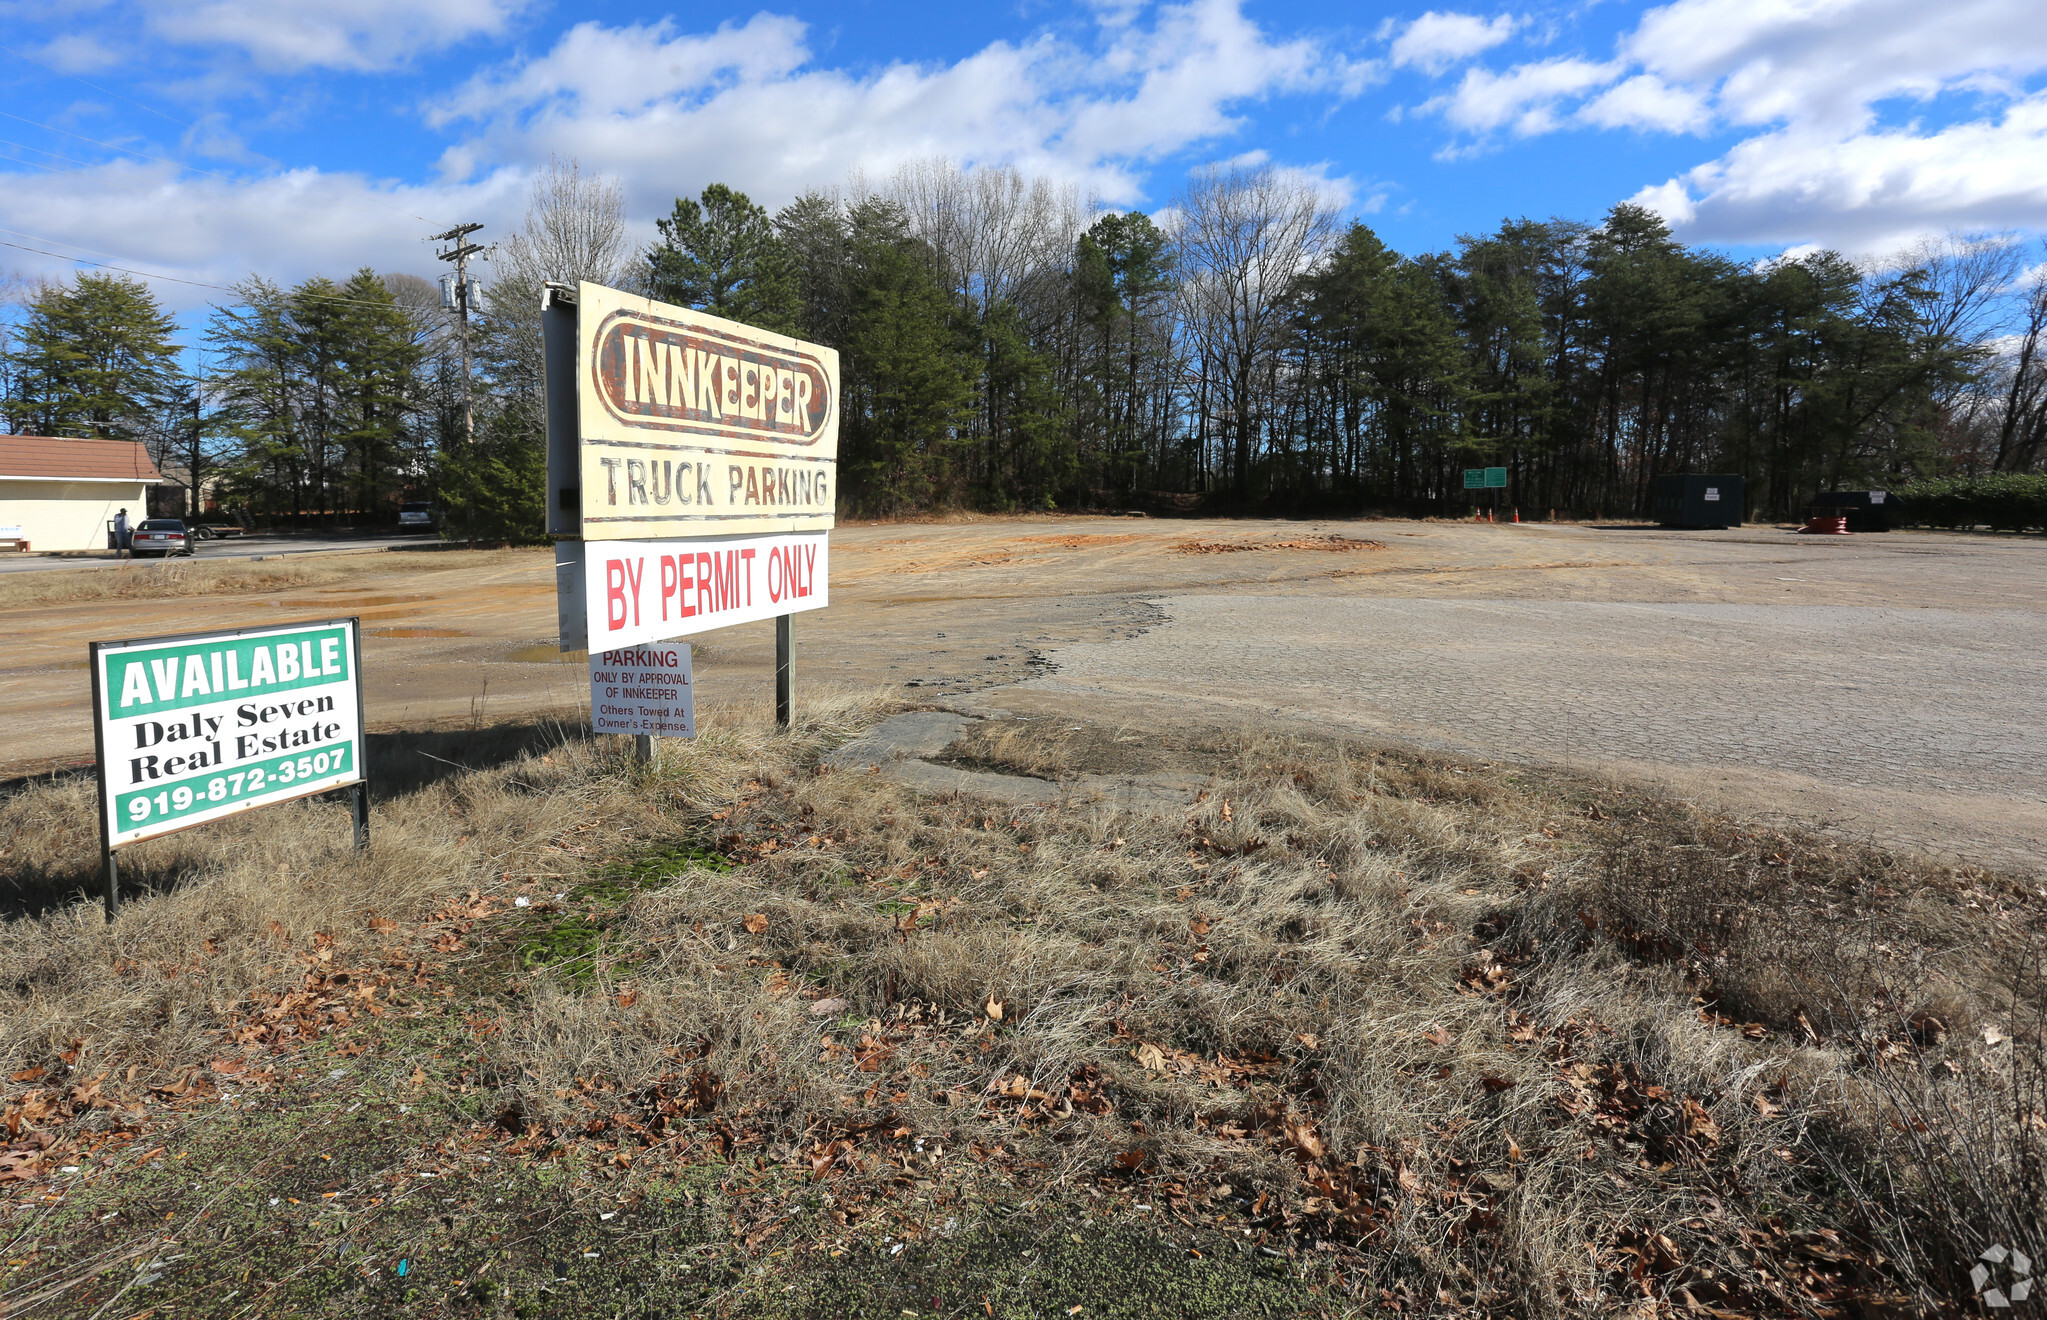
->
xmin=277 ymin=594 xmax=429 ymax=606
xmin=505 ymin=643 xmax=588 ymax=664
xmin=0 ymin=659 xmax=89 ymax=677
xmin=366 ymin=627 xmax=468 ymax=638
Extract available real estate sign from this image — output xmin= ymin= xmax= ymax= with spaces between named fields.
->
xmin=91 ymin=619 xmax=366 ymax=848
xmin=548 ymin=281 xmax=840 ymax=652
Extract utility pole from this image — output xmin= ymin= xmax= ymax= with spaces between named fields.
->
xmin=430 ymin=223 xmax=491 ymax=444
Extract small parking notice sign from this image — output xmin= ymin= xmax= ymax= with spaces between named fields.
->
xmin=590 ymin=642 xmax=694 ymax=739
xmin=91 ymin=618 xmax=366 ymax=848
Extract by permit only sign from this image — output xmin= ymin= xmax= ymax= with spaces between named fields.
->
xmin=590 ymin=643 xmax=694 ymax=739
xmin=90 ymin=619 xmax=365 ymax=848
xmin=575 ymin=280 xmax=839 ymax=540
xmin=586 ymin=531 xmax=826 ymax=649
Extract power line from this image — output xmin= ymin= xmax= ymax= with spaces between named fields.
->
xmin=0 ymin=236 xmax=435 ymax=311
xmin=0 ymin=137 xmax=245 ymax=195
xmin=429 ymin=223 xmax=493 ymax=444
xmin=0 ymin=43 xmax=193 ymax=128
xmin=0 ymin=112 xmax=434 ymax=226
xmin=0 ymin=134 xmax=124 ymax=174
xmin=0 ymin=225 xmax=178 ymax=267
xmin=0 ymin=108 xmax=267 ymax=190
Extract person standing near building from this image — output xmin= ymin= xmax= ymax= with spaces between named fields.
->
xmin=112 ymin=507 xmax=132 ymax=559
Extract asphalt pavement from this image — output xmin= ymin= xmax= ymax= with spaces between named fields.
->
xmin=0 ymin=532 xmax=438 ymax=573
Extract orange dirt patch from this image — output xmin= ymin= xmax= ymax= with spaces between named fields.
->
xmin=1172 ymin=536 xmax=1386 ymax=555
xmin=1016 ymin=534 xmax=1147 ymax=549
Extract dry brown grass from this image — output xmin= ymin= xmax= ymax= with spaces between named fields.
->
xmin=0 ymin=549 xmax=518 ymax=610
xmin=3 ymin=703 xmax=2041 ymax=1315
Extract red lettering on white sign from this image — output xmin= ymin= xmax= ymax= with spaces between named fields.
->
xmin=584 ymin=533 xmax=829 ymax=648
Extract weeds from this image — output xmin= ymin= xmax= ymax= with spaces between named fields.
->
xmin=2 ymin=702 xmax=2040 ymax=1316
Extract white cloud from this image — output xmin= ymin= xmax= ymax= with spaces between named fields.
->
xmin=1413 ymin=0 xmax=2047 ymax=250
xmin=0 ymin=159 xmax=526 ymax=314
xmin=137 ymin=0 xmax=533 ymax=72
xmin=36 ymin=34 xmax=124 ymax=74
xmin=1578 ymin=75 xmax=1709 ymax=133
xmin=1389 ymin=12 xmax=1517 ymax=76
xmin=430 ymin=16 xmax=810 ymax=125
xmin=0 ymin=0 xmax=1373 ymax=312
xmin=1627 ymin=177 xmax=1697 ymax=228
xmin=1631 ymin=93 xmax=2047 ymax=255
xmin=1622 ymin=0 xmax=2047 ymax=131
xmin=1424 ymin=58 xmax=1616 ymax=136
xmin=433 ymin=0 xmax=1372 ymax=210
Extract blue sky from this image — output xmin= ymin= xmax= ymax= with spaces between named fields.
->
xmin=2 ymin=0 xmax=2044 ymax=315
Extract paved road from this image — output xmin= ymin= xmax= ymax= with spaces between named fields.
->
xmin=0 ymin=533 xmax=434 ymax=573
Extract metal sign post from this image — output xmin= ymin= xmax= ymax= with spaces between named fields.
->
xmin=89 ymin=617 xmax=369 ymax=921
xmin=543 ymin=281 xmax=839 ymax=739
xmin=776 ymin=615 xmax=793 ymax=728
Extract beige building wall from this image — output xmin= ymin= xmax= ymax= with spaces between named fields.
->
xmin=0 ymin=479 xmax=153 ymax=552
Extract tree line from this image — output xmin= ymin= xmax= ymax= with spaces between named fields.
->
xmin=3 ymin=157 xmax=2043 ymax=532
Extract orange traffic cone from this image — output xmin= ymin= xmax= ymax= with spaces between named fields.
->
xmin=1513 ymin=507 xmax=1520 ymax=523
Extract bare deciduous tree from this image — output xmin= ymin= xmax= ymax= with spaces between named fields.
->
xmin=879 ymin=158 xmax=1086 ymax=312
xmin=1992 ymin=259 xmax=2047 ymax=472
xmin=1175 ymin=163 xmax=1335 ymax=491
xmin=481 ymin=157 xmax=631 ymax=406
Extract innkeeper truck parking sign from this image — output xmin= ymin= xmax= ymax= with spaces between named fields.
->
xmin=91 ymin=618 xmax=366 ymax=849
xmin=546 ymin=280 xmax=839 ymax=653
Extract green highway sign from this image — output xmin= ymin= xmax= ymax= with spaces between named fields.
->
xmin=1485 ymin=466 xmax=1508 ymax=488
xmin=1464 ymin=467 xmax=1509 ymax=490
xmin=91 ymin=618 xmax=365 ymax=848
xmin=1463 ymin=469 xmax=1485 ymax=489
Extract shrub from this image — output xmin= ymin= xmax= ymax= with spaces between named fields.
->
xmin=1897 ymin=474 xmax=2047 ymax=532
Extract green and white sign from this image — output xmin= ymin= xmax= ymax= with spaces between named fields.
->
xmin=91 ymin=619 xmax=365 ymax=848
xmin=1463 ymin=468 xmax=1485 ymax=490
xmin=1463 ymin=467 xmax=1508 ymax=489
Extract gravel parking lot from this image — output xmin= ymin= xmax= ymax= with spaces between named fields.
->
xmin=5 ymin=515 xmax=2043 ymax=872
xmin=1035 ymin=596 xmax=2047 ymax=804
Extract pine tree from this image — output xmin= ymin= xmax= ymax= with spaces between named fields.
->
xmin=837 ymin=200 xmax=977 ymax=512
xmin=3 ymin=273 xmax=179 ymax=441
xmin=648 ymin=184 xmax=799 ymax=334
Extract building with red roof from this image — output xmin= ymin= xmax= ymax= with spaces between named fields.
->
xmin=0 ymin=436 xmax=164 ymax=552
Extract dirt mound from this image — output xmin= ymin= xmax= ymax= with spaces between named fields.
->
xmin=1171 ymin=535 xmax=1386 ymax=555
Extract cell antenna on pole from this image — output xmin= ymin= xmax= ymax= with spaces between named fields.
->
xmin=429 ymin=222 xmax=494 ymax=445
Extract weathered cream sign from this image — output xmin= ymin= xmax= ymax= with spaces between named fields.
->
xmin=577 ymin=281 xmax=839 ymax=540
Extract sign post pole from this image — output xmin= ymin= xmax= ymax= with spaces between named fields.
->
xmin=776 ymin=615 xmax=793 ymax=728
xmin=88 ymin=641 xmax=117 ymax=920
xmin=352 ymin=617 xmax=370 ymax=851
